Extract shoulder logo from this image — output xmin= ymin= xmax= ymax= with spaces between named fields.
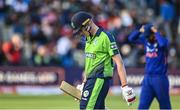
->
xmin=110 ymin=43 xmax=118 ymax=49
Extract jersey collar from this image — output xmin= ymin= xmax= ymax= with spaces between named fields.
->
xmin=86 ymin=28 xmax=103 ymax=43
xmin=94 ymin=28 xmax=103 ymax=37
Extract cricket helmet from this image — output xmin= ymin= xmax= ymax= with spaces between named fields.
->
xmin=71 ymin=11 xmax=92 ymax=35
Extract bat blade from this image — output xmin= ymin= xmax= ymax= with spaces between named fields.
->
xmin=60 ymin=81 xmax=81 ymax=100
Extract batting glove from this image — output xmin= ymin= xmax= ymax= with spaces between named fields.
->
xmin=76 ymin=83 xmax=84 ymax=94
xmin=74 ymin=83 xmax=85 ymax=101
xmin=121 ymin=85 xmax=136 ymax=106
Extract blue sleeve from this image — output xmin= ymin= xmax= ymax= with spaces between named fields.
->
xmin=154 ymin=32 xmax=169 ymax=48
xmin=128 ymin=30 xmax=146 ymax=44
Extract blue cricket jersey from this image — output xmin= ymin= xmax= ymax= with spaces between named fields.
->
xmin=128 ymin=30 xmax=169 ymax=75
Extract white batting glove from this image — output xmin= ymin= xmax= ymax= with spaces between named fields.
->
xmin=76 ymin=83 xmax=84 ymax=94
xmin=75 ymin=83 xmax=84 ymax=101
xmin=121 ymin=85 xmax=136 ymax=106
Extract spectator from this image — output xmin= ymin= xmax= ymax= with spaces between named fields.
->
xmin=2 ymin=34 xmax=23 ymax=65
xmin=0 ymin=0 xmax=178 ymax=68
xmin=11 ymin=0 xmax=29 ymax=13
xmin=0 ymin=41 xmax=6 ymax=65
xmin=160 ymin=0 xmax=175 ymax=42
xmin=56 ymin=25 xmax=73 ymax=67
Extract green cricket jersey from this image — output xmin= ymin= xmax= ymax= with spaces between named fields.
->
xmin=85 ymin=28 xmax=119 ymax=78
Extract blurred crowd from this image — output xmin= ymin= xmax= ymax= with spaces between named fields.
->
xmin=0 ymin=0 xmax=179 ymax=68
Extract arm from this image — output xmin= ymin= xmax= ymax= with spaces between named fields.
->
xmin=128 ymin=26 xmax=146 ymax=44
xmin=112 ymin=54 xmax=127 ymax=87
xmin=75 ymin=71 xmax=86 ymax=99
xmin=104 ymin=32 xmax=135 ymax=105
xmin=112 ymin=54 xmax=136 ymax=105
xmin=82 ymin=71 xmax=87 ymax=83
xmin=151 ymin=27 xmax=169 ymax=47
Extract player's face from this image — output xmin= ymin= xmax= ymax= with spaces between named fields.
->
xmin=148 ymin=34 xmax=156 ymax=43
xmin=73 ymin=26 xmax=89 ymax=38
xmin=79 ymin=21 xmax=92 ymax=37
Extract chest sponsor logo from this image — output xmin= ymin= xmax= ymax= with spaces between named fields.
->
xmin=146 ymin=43 xmax=158 ymax=58
xmin=85 ymin=52 xmax=96 ymax=59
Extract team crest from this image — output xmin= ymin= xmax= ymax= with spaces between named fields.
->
xmin=83 ymin=90 xmax=89 ymax=97
xmin=93 ymin=39 xmax=97 ymax=45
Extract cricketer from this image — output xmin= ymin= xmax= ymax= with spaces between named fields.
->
xmin=71 ymin=11 xmax=136 ymax=109
xmin=129 ymin=24 xmax=171 ymax=109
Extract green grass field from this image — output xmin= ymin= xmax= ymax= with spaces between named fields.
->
xmin=0 ymin=94 xmax=180 ymax=109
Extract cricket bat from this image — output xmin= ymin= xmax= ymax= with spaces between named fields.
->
xmin=59 ymin=81 xmax=81 ymax=100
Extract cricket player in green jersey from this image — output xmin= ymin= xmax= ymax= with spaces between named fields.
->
xmin=71 ymin=11 xmax=136 ymax=109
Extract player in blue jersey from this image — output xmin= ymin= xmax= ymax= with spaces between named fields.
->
xmin=128 ymin=24 xmax=171 ymax=109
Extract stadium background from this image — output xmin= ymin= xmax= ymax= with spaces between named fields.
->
xmin=0 ymin=0 xmax=179 ymax=109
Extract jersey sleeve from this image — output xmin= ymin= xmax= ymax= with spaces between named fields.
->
xmin=154 ymin=32 xmax=169 ymax=48
xmin=128 ymin=30 xmax=146 ymax=44
xmin=103 ymin=32 xmax=119 ymax=56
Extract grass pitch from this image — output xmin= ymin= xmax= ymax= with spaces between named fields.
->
xmin=0 ymin=94 xmax=180 ymax=109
